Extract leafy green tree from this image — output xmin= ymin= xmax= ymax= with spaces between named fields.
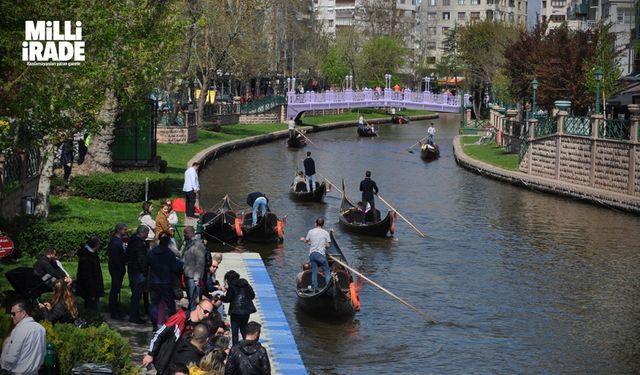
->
xmin=357 ymin=36 xmax=405 ymax=88
xmin=321 ymin=46 xmax=350 ymax=86
xmin=583 ymin=22 xmax=623 ymax=116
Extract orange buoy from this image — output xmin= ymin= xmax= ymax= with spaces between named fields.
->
xmin=234 ymin=217 xmax=243 ymax=237
xmin=349 ymin=282 xmax=361 ymax=312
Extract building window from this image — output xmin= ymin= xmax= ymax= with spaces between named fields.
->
xmin=549 ymin=15 xmax=565 ymax=21
xmin=426 ymin=41 xmax=437 ymax=49
xmin=471 ymin=0 xmax=480 ymax=4
xmin=458 ymin=0 xmax=465 ymax=4
xmin=550 ymin=0 xmax=565 ymax=6
xmin=470 ymin=11 xmax=480 ymax=20
xmin=508 ymin=12 xmax=514 ymax=22
xmin=429 ymin=0 xmax=437 ymax=6
xmin=328 ymin=19 xmax=334 ymax=27
xmin=442 ymin=12 xmax=450 ymax=20
xmin=443 ymin=0 xmax=450 ymax=5
xmin=486 ymin=9 xmax=494 ymax=20
xmin=542 ymin=0 xmax=546 ymax=7
xmin=428 ymin=12 xmax=437 ymax=20
xmin=442 ymin=26 xmax=450 ymax=34
xmin=617 ymin=8 xmax=634 ymax=24
xmin=508 ymin=0 xmax=514 ymax=6
xmin=426 ymin=56 xmax=436 ymax=64
xmin=428 ymin=27 xmax=437 ymax=35
xmin=401 ymin=0 xmax=406 ymax=3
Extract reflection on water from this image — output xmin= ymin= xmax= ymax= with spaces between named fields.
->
xmin=200 ymin=114 xmax=640 ymax=374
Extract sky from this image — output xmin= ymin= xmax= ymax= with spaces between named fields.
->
xmin=528 ymin=0 xmax=540 ymax=28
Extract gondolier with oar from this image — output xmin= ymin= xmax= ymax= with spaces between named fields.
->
xmin=300 ymin=217 xmax=331 ymax=292
xmin=359 ymin=170 xmax=379 ymax=222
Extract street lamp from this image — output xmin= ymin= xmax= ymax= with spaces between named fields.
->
xmin=384 ymin=74 xmax=391 ymax=89
xmin=594 ymin=67 xmax=603 ymax=114
xmin=531 ymin=79 xmax=538 ymax=116
xmin=424 ymin=76 xmax=428 ymax=92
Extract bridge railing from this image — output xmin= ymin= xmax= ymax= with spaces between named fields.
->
xmin=288 ymin=89 xmax=469 ymax=107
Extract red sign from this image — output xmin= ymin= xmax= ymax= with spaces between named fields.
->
xmin=0 ymin=236 xmax=14 ymax=258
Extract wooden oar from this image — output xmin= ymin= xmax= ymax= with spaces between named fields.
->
xmin=295 ymin=128 xmax=315 ymax=145
xmin=316 ymin=172 xmax=342 ymax=194
xmin=407 ymin=136 xmax=429 ymax=153
xmin=328 ymin=255 xmax=437 ymax=324
xmin=377 ymin=194 xmax=427 ymax=238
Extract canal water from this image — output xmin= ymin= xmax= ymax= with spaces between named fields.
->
xmin=199 ymin=114 xmax=640 ymax=374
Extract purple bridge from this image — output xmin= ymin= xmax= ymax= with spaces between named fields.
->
xmin=286 ymin=88 xmax=471 ymax=122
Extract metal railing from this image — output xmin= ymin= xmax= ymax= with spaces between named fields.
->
xmin=598 ymin=119 xmax=630 ymax=140
xmin=564 ymin=116 xmax=592 ymax=136
xmin=239 ymin=96 xmax=285 ymax=114
xmin=535 ymin=115 xmax=557 ymax=138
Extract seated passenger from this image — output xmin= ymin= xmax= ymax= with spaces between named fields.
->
xmin=39 ymin=279 xmax=78 ymax=324
xmin=293 ymin=172 xmax=307 ymax=192
xmin=296 ymin=263 xmax=311 ymax=289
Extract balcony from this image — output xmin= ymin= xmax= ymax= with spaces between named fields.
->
xmin=567 ymin=0 xmax=588 ymax=18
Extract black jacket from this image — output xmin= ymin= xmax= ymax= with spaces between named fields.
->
xmin=126 ymin=235 xmax=147 ymax=276
xmin=61 ymin=142 xmax=73 ymax=165
xmin=33 ymin=256 xmax=66 ymax=283
xmin=41 ymin=299 xmax=74 ymax=324
xmin=303 ymin=157 xmax=316 ymax=176
xmin=147 ymin=308 xmax=191 ymax=375
xmin=171 ymin=340 xmax=205 ymax=368
xmin=224 ymin=339 xmax=271 ymax=375
xmin=147 ymin=245 xmax=183 ymax=285
xmin=107 ymin=236 xmax=127 ymax=275
xmin=221 ymin=278 xmax=256 ymax=316
xmin=76 ymin=246 xmax=104 ymax=299
xmin=246 ymin=192 xmax=268 ymax=208
xmin=359 ymin=177 xmax=379 ymax=200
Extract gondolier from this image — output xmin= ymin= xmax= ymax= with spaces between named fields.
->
xmin=359 ymin=171 xmax=379 ymax=222
xmin=183 ymin=162 xmax=201 ymax=219
xmin=303 ymin=152 xmax=316 ymax=192
xmin=246 ymin=191 xmax=269 ymax=226
xmin=300 ymin=217 xmax=331 ymax=292
xmin=427 ymin=123 xmax=436 ymax=145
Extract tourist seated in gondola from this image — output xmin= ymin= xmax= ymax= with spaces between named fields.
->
xmin=293 ymin=172 xmax=307 ymax=192
xmin=296 ymin=263 xmax=311 ymax=289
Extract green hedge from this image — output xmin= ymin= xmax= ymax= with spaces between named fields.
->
xmin=71 ymin=171 xmax=173 ymax=202
xmin=16 ymin=219 xmax=112 ymax=261
xmin=42 ymin=321 xmax=134 ymax=375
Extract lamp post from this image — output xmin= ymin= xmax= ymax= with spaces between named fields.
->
xmin=423 ymin=77 xmax=428 ymax=93
xmin=594 ymin=67 xmax=603 ymax=114
xmin=384 ymin=74 xmax=391 ymax=89
xmin=531 ymin=79 xmax=538 ymax=117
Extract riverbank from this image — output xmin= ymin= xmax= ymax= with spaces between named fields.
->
xmin=453 ymin=135 xmax=640 ymax=213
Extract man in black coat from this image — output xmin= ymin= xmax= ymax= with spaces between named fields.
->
xmin=60 ymin=140 xmax=74 ymax=186
xmin=224 ymin=321 xmax=271 ymax=375
xmin=359 ymin=170 xmax=379 ymax=222
xmin=170 ymin=323 xmax=208 ymax=368
xmin=127 ymin=226 xmax=149 ymax=324
xmin=108 ymin=223 xmax=128 ymax=320
xmin=33 ymin=246 xmax=71 ymax=287
xmin=76 ymin=236 xmax=104 ymax=312
xmin=303 ymin=151 xmax=316 ymax=192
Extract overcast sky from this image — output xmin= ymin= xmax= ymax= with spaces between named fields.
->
xmin=528 ymin=0 xmax=540 ymax=28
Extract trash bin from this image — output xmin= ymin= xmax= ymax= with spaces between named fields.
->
xmin=71 ymin=363 xmax=113 ymax=375
xmin=21 ymin=196 xmax=35 ymax=215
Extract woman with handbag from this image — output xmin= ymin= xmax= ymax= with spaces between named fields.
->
xmin=218 ymin=270 xmax=257 ymax=345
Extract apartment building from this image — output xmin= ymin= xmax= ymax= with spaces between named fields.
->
xmin=415 ymin=0 xmax=528 ymax=67
xmin=311 ymin=0 xmax=418 ymax=35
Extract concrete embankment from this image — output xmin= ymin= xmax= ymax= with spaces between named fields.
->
xmin=453 ymin=135 xmax=640 ymax=214
xmin=189 ymin=114 xmax=439 ymax=167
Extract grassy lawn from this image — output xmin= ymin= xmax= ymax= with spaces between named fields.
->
xmin=463 ymin=141 xmax=520 ymax=171
xmin=50 ymin=196 xmax=140 ymax=228
xmin=462 ymin=135 xmax=481 ymax=144
xmin=301 ymin=109 xmax=433 ymax=125
xmin=158 ymin=124 xmax=285 ymax=177
xmin=0 ymin=257 xmax=129 ymax=312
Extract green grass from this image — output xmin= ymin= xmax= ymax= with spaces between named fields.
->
xmin=463 ymin=141 xmax=520 ymax=171
xmin=157 ymin=124 xmax=285 ymax=177
xmin=462 ymin=135 xmax=481 ymax=144
xmin=301 ymin=109 xmax=433 ymax=125
xmin=0 ymin=257 xmax=129 ymax=312
xmin=49 ymin=196 xmax=140 ymax=228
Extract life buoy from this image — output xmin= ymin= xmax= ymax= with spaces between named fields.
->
xmin=276 ymin=220 xmax=284 ymax=240
xmin=349 ymin=282 xmax=361 ymax=312
xmin=234 ymin=216 xmax=243 ymax=237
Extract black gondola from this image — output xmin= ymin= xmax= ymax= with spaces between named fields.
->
xmin=289 ymin=181 xmax=327 ymax=203
xmin=420 ymin=142 xmax=440 ymax=160
xmin=241 ymin=211 xmax=284 ymax=243
xmin=391 ymin=115 xmax=409 ymax=124
xmin=287 ymin=134 xmax=306 ymax=148
xmin=295 ymin=230 xmax=359 ymax=316
xmin=201 ymin=195 xmax=241 ymax=244
xmin=338 ymin=181 xmax=394 ymax=237
xmin=357 ymin=126 xmax=377 ymax=137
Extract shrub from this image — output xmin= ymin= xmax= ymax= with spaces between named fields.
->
xmin=16 ymin=219 xmax=112 ymax=261
xmin=0 ymin=311 xmax=11 ymax=348
xmin=71 ymin=171 xmax=173 ymax=202
xmin=42 ymin=321 xmax=133 ymax=375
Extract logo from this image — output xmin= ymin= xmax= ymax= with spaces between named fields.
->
xmin=23 ymin=21 xmax=85 ymax=66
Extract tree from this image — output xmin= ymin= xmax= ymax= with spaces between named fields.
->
xmin=358 ymin=36 xmax=405 ymax=88
xmin=583 ymin=22 xmax=623 ymax=116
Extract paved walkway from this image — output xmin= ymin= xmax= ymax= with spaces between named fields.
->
xmin=453 ymin=135 xmax=640 ymax=213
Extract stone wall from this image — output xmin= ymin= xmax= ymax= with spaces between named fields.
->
xmin=594 ymin=141 xmax=630 ymax=193
xmin=157 ymin=125 xmax=198 ymax=144
xmin=559 ymin=137 xmax=591 ymax=185
xmin=636 ymin=147 xmax=640 ymax=195
xmin=238 ymin=113 xmax=280 ymax=124
xmin=530 ymin=138 xmax=557 ymax=178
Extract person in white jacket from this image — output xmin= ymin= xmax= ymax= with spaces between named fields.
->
xmin=1 ymin=301 xmax=46 ymax=375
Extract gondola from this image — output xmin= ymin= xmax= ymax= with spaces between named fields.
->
xmin=295 ymin=230 xmax=359 ymax=316
xmin=420 ymin=142 xmax=440 ymax=160
xmin=201 ymin=195 xmax=241 ymax=244
xmin=241 ymin=211 xmax=285 ymax=243
xmin=338 ymin=181 xmax=394 ymax=237
xmin=357 ymin=126 xmax=377 ymax=137
xmin=391 ymin=115 xmax=409 ymax=124
xmin=287 ymin=133 xmax=306 ymax=148
xmin=289 ymin=181 xmax=327 ymax=203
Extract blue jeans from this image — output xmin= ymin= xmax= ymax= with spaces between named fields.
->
xmin=150 ymin=284 xmax=175 ymax=330
xmin=185 ymin=277 xmax=200 ymax=312
xmin=128 ymin=273 xmax=145 ymax=320
xmin=428 ymin=134 xmax=434 ymax=145
xmin=230 ymin=314 xmax=250 ymax=345
xmin=305 ymin=174 xmax=316 ymax=192
xmin=309 ymin=252 xmax=331 ymax=290
xmin=252 ymin=197 xmax=268 ymax=225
